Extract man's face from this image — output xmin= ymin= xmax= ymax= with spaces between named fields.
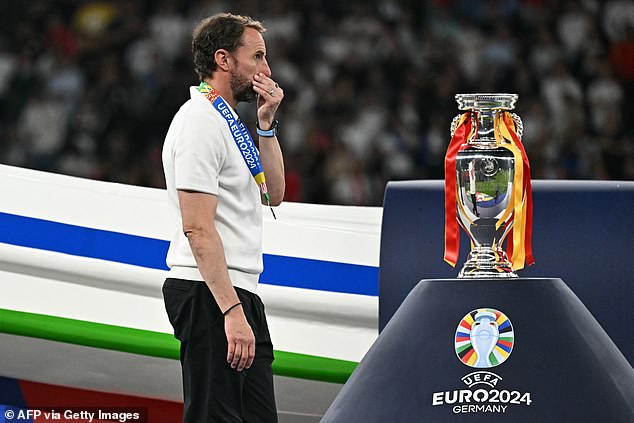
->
xmin=229 ymin=28 xmax=271 ymax=103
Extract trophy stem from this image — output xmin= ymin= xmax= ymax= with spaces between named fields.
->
xmin=458 ymin=246 xmax=517 ymax=278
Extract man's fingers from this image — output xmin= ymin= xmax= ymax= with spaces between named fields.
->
xmin=227 ymin=340 xmax=236 ymax=364
xmin=231 ymin=343 xmax=242 ymax=369
xmin=238 ymin=338 xmax=256 ymax=371
xmin=237 ymin=344 xmax=249 ymax=372
xmin=245 ymin=342 xmax=255 ymax=369
xmin=252 ymin=80 xmax=283 ymax=99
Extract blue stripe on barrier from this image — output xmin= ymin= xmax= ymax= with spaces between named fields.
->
xmin=0 ymin=212 xmax=378 ymax=296
xmin=0 ymin=212 xmax=170 ymax=270
xmin=260 ymin=255 xmax=378 ymax=296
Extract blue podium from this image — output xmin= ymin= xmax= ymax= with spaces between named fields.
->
xmin=321 ymin=278 xmax=634 ymax=422
xmin=322 ymin=180 xmax=634 ymax=422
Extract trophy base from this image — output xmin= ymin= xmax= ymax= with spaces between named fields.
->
xmin=458 ymin=247 xmax=517 ymax=278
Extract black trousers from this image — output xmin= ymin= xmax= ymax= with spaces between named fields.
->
xmin=163 ymin=278 xmax=278 ymax=423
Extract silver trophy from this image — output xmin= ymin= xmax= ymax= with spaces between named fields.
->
xmin=449 ymin=93 xmax=524 ymax=278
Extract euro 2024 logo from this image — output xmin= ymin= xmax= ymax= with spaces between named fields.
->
xmin=431 ymin=308 xmax=532 ymax=415
xmin=455 ymin=308 xmax=513 ymax=368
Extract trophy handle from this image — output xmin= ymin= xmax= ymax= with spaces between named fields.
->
xmin=450 ymin=114 xmax=462 ymax=137
xmin=510 ymin=113 xmax=523 ymax=139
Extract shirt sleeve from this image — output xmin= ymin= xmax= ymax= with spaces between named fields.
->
xmin=173 ymin=109 xmax=226 ymax=195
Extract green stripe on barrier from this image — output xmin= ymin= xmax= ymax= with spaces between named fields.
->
xmin=0 ymin=308 xmax=357 ymax=384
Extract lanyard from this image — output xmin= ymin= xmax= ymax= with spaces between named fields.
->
xmin=197 ymin=82 xmax=275 ymax=219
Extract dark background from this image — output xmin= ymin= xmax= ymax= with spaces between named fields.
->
xmin=0 ymin=0 xmax=632 ymax=205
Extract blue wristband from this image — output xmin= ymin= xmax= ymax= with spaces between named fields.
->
xmin=256 ymin=120 xmax=278 ymax=137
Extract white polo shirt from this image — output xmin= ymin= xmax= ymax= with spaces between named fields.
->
xmin=162 ymin=87 xmax=263 ymax=293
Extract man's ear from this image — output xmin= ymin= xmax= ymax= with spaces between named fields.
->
xmin=214 ymin=49 xmax=231 ymax=72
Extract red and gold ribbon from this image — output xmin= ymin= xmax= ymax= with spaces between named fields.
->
xmin=444 ymin=113 xmax=475 ymax=266
xmin=494 ymin=111 xmax=534 ymax=270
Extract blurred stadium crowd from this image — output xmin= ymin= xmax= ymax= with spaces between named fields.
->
xmin=0 ymin=0 xmax=632 ymax=205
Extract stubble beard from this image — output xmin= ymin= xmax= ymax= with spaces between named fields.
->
xmin=230 ymin=69 xmax=256 ymax=103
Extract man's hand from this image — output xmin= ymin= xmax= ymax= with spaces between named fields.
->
xmin=224 ymin=307 xmax=255 ymax=372
xmin=253 ymin=72 xmax=283 ymax=128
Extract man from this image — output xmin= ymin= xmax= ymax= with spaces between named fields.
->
xmin=161 ymin=13 xmax=285 ymax=422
